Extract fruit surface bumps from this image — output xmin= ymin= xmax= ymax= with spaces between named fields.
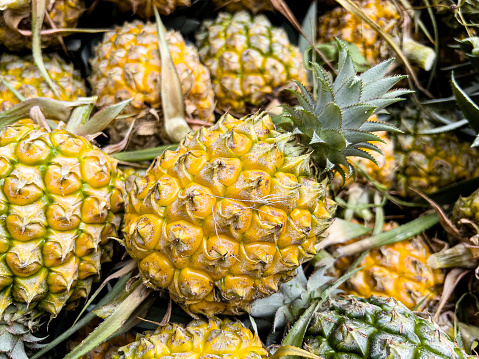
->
xmin=317 ymin=0 xmax=400 ymax=65
xmin=196 ymin=11 xmax=307 ymax=116
xmin=106 ymin=0 xmax=190 ymax=18
xmin=89 ymin=21 xmax=215 ymax=149
xmin=124 ymin=113 xmax=335 ymax=316
xmin=113 ymin=317 xmax=267 ymax=359
xmin=0 ymin=121 xmax=126 ymax=317
xmin=334 ymin=223 xmax=444 ymax=310
xmin=211 ymin=0 xmax=273 ymax=13
xmin=0 ymin=53 xmax=86 ymax=112
xmin=0 ymin=0 xmax=85 ymax=51
xmin=304 ymin=295 xmax=472 ymax=358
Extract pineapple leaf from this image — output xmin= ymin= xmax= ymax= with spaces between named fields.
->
xmin=315 ymin=78 xmax=335 ymax=112
xmin=342 ymin=129 xmax=382 ymax=144
xmin=353 ymin=142 xmax=382 ymax=155
xmin=359 ymin=58 xmax=395 ymax=83
xmin=335 ymin=76 xmax=363 ymax=107
xmin=343 ymin=147 xmax=378 ymax=165
xmin=317 ymin=103 xmax=342 ymax=130
xmin=382 ymin=88 xmax=413 ymax=99
xmin=342 ymin=104 xmax=376 ymax=128
xmin=451 ymin=71 xmax=479 ymax=134
xmin=360 ymin=120 xmax=402 ymax=133
xmin=361 ymin=76 xmax=407 ymax=102
xmin=332 ymin=40 xmax=357 ymax=92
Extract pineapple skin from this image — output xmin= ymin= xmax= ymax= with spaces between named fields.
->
xmin=113 ymin=317 xmax=267 ymax=359
xmin=333 ymin=223 xmax=444 ymax=310
xmin=106 ymin=0 xmax=190 ymax=18
xmin=304 ymin=296 xmax=472 ymax=358
xmin=124 ymin=113 xmax=336 ymax=316
xmin=211 ymin=0 xmax=273 ymax=13
xmin=196 ymin=11 xmax=307 ymax=116
xmin=359 ymin=111 xmax=479 ymax=197
xmin=317 ymin=0 xmax=400 ymax=65
xmin=0 ymin=0 xmax=85 ymax=51
xmin=0 ymin=120 xmax=126 ymax=318
xmin=0 ymin=53 xmax=86 ymax=112
xmin=89 ymin=21 xmax=215 ymax=149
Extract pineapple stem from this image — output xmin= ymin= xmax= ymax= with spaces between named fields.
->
xmin=65 ymin=102 xmax=94 ymax=133
xmin=427 ymin=243 xmax=479 ymax=269
xmin=402 ymin=37 xmax=436 ymax=71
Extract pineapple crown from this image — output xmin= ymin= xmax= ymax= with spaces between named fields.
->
xmin=281 ymin=39 xmax=412 ymax=180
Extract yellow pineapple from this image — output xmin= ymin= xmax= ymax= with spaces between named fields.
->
xmin=89 ymin=20 xmax=215 ymax=149
xmin=0 ymin=53 xmax=86 ymax=112
xmin=0 ymin=0 xmax=85 ymax=51
xmin=122 ymin=47 xmax=407 ymax=316
xmin=196 ymin=11 xmax=307 ymax=116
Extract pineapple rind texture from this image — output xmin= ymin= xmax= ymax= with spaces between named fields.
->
xmin=0 ymin=53 xmax=87 ymax=112
xmin=112 ymin=317 xmax=268 ymax=359
xmin=89 ymin=21 xmax=215 ymax=149
xmin=305 ymin=296 xmax=473 ymax=359
xmin=0 ymin=121 xmax=126 ymax=318
xmin=211 ymin=0 xmax=273 ymax=14
xmin=106 ymin=0 xmax=190 ymax=18
xmin=317 ymin=0 xmax=400 ymax=65
xmin=196 ymin=11 xmax=307 ymax=116
xmin=0 ymin=0 xmax=85 ymax=51
xmin=124 ymin=113 xmax=336 ymax=316
xmin=334 ymin=223 xmax=444 ymax=310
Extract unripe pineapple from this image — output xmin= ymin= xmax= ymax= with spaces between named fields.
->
xmin=211 ymin=0 xmax=273 ymax=13
xmin=0 ymin=0 xmax=85 ymax=51
xmin=303 ymin=295 xmax=472 ymax=358
xmin=333 ymin=222 xmax=445 ymax=310
xmin=0 ymin=53 xmax=87 ymax=112
xmin=0 ymin=119 xmax=126 ymax=319
xmin=105 ymin=0 xmax=190 ymax=18
xmin=68 ymin=318 xmax=135 ymax=359
xmin=112 ymin=317 xmax=267 ymax=359
xmin=317 ymin=0 xmax=400 ymax=65
xmin=196 ymin=11 xmax=307 ymax=116
xmin=123 ymin=47 xmax=407 ymax=316
xmin=89 ymin=21 xmax=215 ymax=149
xmin=357 ymin=107 xmax=479 ymax=197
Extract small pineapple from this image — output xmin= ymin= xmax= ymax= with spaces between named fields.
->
xmin=68 ymin=318 xmax=135 ymax=359
xmin=303 ymin=296 xmax=472 ymax=358
xmin=0 ymin=53 xmax=86 ymax=112
xmin=333 ymin=222 xmax=445 ymax=310
xmin=317 ymin=0 xmax=400 ymax=65
xmin=112 ymin=317 xmax=267 ymax=359
xmin=357 ymin=107 xmax=479 ymax=197
xmin=0 ymin=0 xmax=85 ymax=51
xmin=211 ymin=0 xmax=273 ymax=13
xmin=196 ymin=11 xmax=307 ymax=116
xmin=123 ymin=45 xmax=407 ymax=316
xmin=105 ymin=0 xmax=190 ymax=18
xmin=89 ymin=21 xmax=215 ymax=149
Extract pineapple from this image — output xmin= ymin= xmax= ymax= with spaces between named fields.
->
xmin=68 ymin=318 xmax=135 ymax=359
xmin=211 ymin=0 xmax=273 ymax=13
xmin=303 ymin=295 xmax=472 ymax=358
xmin=317 ymin=0 xmax=400 ymax=65
xmin=333 ymin=222 xmax=445 ymax=310
xmin=195 ymin=11 xmax=307 ymax=116
xmin=123 ymin=46 xmax=407 ymax=316
xmin=357 ymin=106 xmax=479 ymax=197
xmin=112 ymin=317 xmax=267 ymax=359
xmin=0 ymin=53 xmax=86 ymax=112
xmin=89 ymin=21 xmax=215 ymax=149
xmin=0 ymin=0 xmax=85 ymax=51
xmin=105 ymin=0 xmax=190 ymax=18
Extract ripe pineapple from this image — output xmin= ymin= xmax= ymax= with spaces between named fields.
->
xmin=105 ymin=0 xmax=190 ymax=18
xmin=89 ymin=20 xmax=215 ymax=149
xmin=317 ymin=0 xmax=400 ymax=65
xmin=303 ymin=295 xmax=472 ymax=358
xmin=211 ymin=0 xmax=273 ymax=13
xmin=333 ymin=222 xmax=445 ymax=310
xmin=0 ymin=53 xmax=86 ymax=112
xmin=123 ymin=46 xmax=407 ymax=316
xmin=357 ymin=106 xmax=479 ymax=197
xmin=196 ymin=11 xmax=307 ymax=116
xmin=0 ymin=0 xmax=85 ymax=51
xmin=112 ymin=317 xmax=267 ymax=359
xmin=68 ymin=318 xmax=135 ymax=359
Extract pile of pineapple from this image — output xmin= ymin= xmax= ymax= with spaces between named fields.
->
xmin=1 ymin=0 xmax=479 ymax=358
